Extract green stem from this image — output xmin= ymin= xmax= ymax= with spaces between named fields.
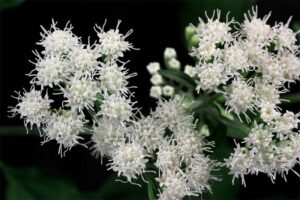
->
xmin=0 ymin=126 xmax=39 ymax=137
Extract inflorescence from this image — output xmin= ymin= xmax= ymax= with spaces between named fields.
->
xmin=9 ymin=6 xmax=300 ymax=200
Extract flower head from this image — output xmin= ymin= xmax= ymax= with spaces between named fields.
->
xmin=29 ymin=53 xmax=70 ymax=88
xmin=98 ymin=61 xmax=136 ymax=94
xmin=153 ymin=98 xmax=193 ymax=131
xmin=62 ymin=77 xmax=99 ymax=112
xmin=42 ymin=112 xmax=85 ymax=157
xmin=99 ymin=94 xmax=135 ymax=123
xmin=242 ymin=6 xmax=272 ymax=44
xmin=69 ymin=44 xmax=100 ymax=75
xmin=91 ymin=118 xmax=126 ymax=159
xmin=195 ymin=62 xmax=228 ymax=92
xmin=9 ymin=89 xmax=53 ymax=130
xmin=108 ymin=141 xmax=148 ymax=183
xmin=224 ymin=79 xmax=256 ymax=122
xmin=95 ymin=20 xmax=134 ymax=60
xmin=38 ymin=20 xmax=80 ymax=55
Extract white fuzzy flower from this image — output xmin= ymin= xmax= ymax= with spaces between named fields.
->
xmin=99 ymin=94 xmax=134 ymax=123
xmin=225 ymin=144 xmax=253 ymax=186
xmin=156 ymin=141 xmax=181 ymax=173
xmin=43 ymin=112 xmax=85 ymax=157
xmin=62 ymin=77 xmax=99 ymax=112
xmin=9 ymin=89 xmax=53 ymax=130
xmin=95 ymin=20 xmax=133 ymax=59
xmin=255 ymin=82 xmax=281 ymax=106
xmin=150 ymin=74 xmax=163 ymax=85
xmin=162 ymin=85 xmax=175 ymax=97
xmin=184 ymin=65 xmax=196 ymax=77
xmin=244 ymin=124 xmax=273 ymax=149
xmin=279 ymin=52 xmax=300 ymax=81
xmin=224 ymin=79 xmax=256 ymax=122
xmin=260 ymin=103 xmax=280 ymax=123
xmin=254 ymin=148 xmax=278 ymax=179
xmin=259 ymin=55 xmax=285 ymax=85
xmin=195 ymin=62 xmax=228 ymax=92
xmin=147 ymin=62 xmax=160 ymax=75
xmin=191 ymin=41 xmax=220 ymax=60
xmin=29 ymin=54 xmax=70 ymax=88
xmin=69 ymin=45 xmax=100 ymax=75
xmin=98 ymin=61 xmax=135 ymax=94
xmin=91 ymin=118 xmax=126 ymax=159
xmin=131 ymin=116 xmax=165 ymax=151
xmin=150 ymin=86 xmax=162 ymax=99
xmin=196 ymin=9 xmax=233 ymax=44
xmin=272 ymin=111 xmax=300 ymax=139
xmin=175 ymin=129 xmax=207 ymax=161
xmin=167 ymin=58 xmax=181 ymax=70
xmin=164 ymin=47 xmax=177 ymax=60
xmin=153 ymin=98 xmax=193 ymax=131
xmin=276 ymin=141 xmax=299 ymax=173
xmin=38 ymin=20 xmax=80 ymax=55
xmin=185 ymin=154 xmax=216 ymax=194
xmin=241 ymin=40 xmax=266 ymax=66
xmin=242 ymin=6 xmax=272 ymax=44
xmin=223 ymin=43 xmax=249 ymax=73
xmin=274 ymin=17 xmax=298 ymax=51
xmin=157 ymin=171 xmax=195 ymax=200
xmin=108 ymin=142 xmax=148 ymax=183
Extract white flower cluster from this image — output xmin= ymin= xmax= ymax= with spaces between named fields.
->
xmin=226 ymin=111 xmax=300 ymax=186
xmin=151 ymin=99 xmax=218 ymax=199
xmin=145 ymin=6 xmax=300 ymax=188
xmin=10 ymin=19 xmax=135 ymax=156
xmin=92 ymin=98 xmax=218 ymax=198
xmin=9 ymin=7 xmax=300 ymax=198
xmin=190 ymin=7 xmax=300 ymax=120
xmin=188 ymin=7 xmax=300 ymax=185
xmin=10 ymin=20 xmax=218 ymax=199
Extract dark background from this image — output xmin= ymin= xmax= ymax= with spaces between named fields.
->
xmin=0 ymin=0 xmax=299 ymax=199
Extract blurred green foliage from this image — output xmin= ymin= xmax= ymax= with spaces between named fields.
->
xmin=0 ymin=161 xmax=82 ymax=200
xmin=0 ymin=161 xmax=148 ymax=200
xmin=0 ymin=0 xmax=24 ymax=10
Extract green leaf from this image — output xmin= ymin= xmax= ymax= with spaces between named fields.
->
xmin=208 ymin=140 xmax=240 ymax=200
xmin=281 ymin=92 xmax=300 ymax=104
xmin=94 ymin=174 xmax=147 ymax=200
xmin=206 ymin=117 xmax=227 ymax=149
xmin=159 ymin=69 xmax=196 ymax=91
xmin=293 ymin=22 xmax=300 ymax=40
xmin=214 ymin=103 xmax=250 ymax=139
xmin=0 ymin=161 xmax=81 ymax=200
xmin=94 ymin=93 xmax=103 ymax=111
xmin=200 ymin=105 xmax=227 ymax=149
xmin=220 ymin=117 xmax=250 ymax=139
xmin=293 ymin=22 xmax=300 ymax=31
xmin=0 ymin=126 xmax=39 ymax=137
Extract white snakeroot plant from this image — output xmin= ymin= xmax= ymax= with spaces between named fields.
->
xmin=9 ymin=6 xmax=300 ymax=200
